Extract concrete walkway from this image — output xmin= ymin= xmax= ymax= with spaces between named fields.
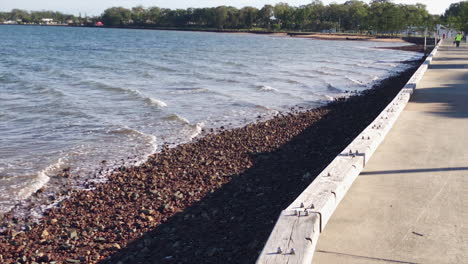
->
xmin=314 ymin=41 xmax=468 ymax=264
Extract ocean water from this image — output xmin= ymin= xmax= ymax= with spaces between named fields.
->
xmin=0 ymin=25 xmax=421 ymax=215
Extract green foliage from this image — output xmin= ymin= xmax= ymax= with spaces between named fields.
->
xmin=102 ymin=7 xmax=132 ymax=26
xmin=443 ymin=1 xmax=468 ymax=32
xmin=1 ymin=1 xmax=444 ymax=33
xmin=0 ymin=9 xmax=76 ymax=24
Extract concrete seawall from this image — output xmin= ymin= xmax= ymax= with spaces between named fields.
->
xmin=256 ymin=41 xmax=442 ymax=264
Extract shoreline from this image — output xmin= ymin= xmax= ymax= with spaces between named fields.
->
xmin=2 ymin=24 xmax=422 ymax=45
xmin=0 ymin=57 xmax=426 ymax=263
xmin=289 ymin=33 xmax=406 ymax=43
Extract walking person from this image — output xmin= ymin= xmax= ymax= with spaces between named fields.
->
xmin=455 ymin=32 xmax=463 ymax=47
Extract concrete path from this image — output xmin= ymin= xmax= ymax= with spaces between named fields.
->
xmin=314 ymin=41 xmax=468 ymax=264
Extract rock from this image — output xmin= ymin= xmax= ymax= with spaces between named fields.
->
xmin=69 ymin=230 xmax=78 ymax=239
xmin=141 ymin=209 xmax=154 ymax=215
xmin=59 ymin=243 xmax=72 ymax=250
xmin=95 ymin=237 xmax=106 ymax=242
xmin=40 ymin=229 xmax=49 ymax=239
xmin=37 ymin=254 xmax=50 ymax=262
xmin=112 ymin=243 xmax=121 ymax=250
xmin=206 ymin=248 xmax=220 ymax=257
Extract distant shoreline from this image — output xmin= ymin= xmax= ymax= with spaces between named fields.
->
xmin=2 ymin=24 xmax=429 ymax=52
xmin=2 ymin=23 xmax=426 ymax=46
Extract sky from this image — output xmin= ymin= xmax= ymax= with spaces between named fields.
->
xmin=0 ymin=0 xmax=463 ymax=16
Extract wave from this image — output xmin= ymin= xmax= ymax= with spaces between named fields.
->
xmin=131 ymin=131 xmax=158 ymax=166
xmin=189 ymin=122 xmax=204 ymax=140
xmin=377 ymin=60 xmax=403 ymax=64
xmin=127 ymin=60 xmax=178 ymax=72
xmin=226 ymin=70 xmax=257 ymax=77
xmin=345 ymin=76 xmax=367 ymax=87
xmin=15 ymin=158 xmax=65 ymax=200
xmin=0 ymin=72 xmax=20 ymax=84
xmin=309 ymin=68 xmax=341 ymax=77
xmin=258 ymin=85 xmax=277 ymax=92
xmin=214 ymin=77 xmax=242 ymax=84
xmin=169 ymin=87 xmax=211 ymax=94
xmin=255 ymin=104 xmax=272 ymax=111
xmin=105 ymin=127 xmax=158 ymax=165
xmin=326 ymin=83 xmax=343 ymax=93
xmin=223 ymin=61 xmax=248 ymax=68
xmin=78 ymin=80 xmax=141 ymax=95
xmin=79 ymin=80 xmax=169 ymax=108
xmin=322 ymin=94 xmax=335 ymax=101
xmin=164 ymin=113 xmax=190 ymax=124
xmin=320 ymin=66 xmax=368 ymax=76
xmin=284 ymin=78 xmax=302 ymax=84
xmin=356 ymin=63 xmax=388 ymax=71
xmin=145 ymin=97 xmax=168 ymax=107
xmin=34 ymin=86 xmax=66 ymax=98
xmin=85 ymin=64 xmax=115 ymax=71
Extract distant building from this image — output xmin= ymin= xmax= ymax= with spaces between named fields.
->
xmin=321 ymin=29 xmax=337 ymax=34
xmin=41 ymin=18 xmax=55 ymax=25
xmin=437 ymin=24 xmax=458 ymax=39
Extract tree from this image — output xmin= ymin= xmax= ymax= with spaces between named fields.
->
xmin=101 ymin=7 xmax=132 ymax=26
xmin=343 ymin=1 xmax=369 ymax=31
xmin=147 ymin=7 xmax=161 ymax=25
xmin=259 ymin=5 xmax=274 ymax=29
xmin=274 ymin=3 xmax=295 ymax=30
xmin=239 ymin=7 xmax=258 ymax=29
xmin=131 ymin=6 xmax=146 ymax=25
xmin=10 ymin=9 xmax=30 ymax=23
xmin=214 ymin=6 xmax=228 ymax=29
xmin=444 ymin=1 xmax=468 ymax=33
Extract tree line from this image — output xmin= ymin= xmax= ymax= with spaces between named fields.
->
xmin=0 ymin=9 xmax=76 ymax=24
xmin=99 ymin=0 xmax=440 ymax=33
xmin=1 ymin=1 xmax=467 ymax=34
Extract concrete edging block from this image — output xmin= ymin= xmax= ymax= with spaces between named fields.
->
xmin=256 ymin=40 xmax=443 ymax=264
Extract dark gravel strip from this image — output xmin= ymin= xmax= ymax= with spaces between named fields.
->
xmin=0 ymin=59 xmax=423 ymax=264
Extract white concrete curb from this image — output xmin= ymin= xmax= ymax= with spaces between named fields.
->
xmin=256 ymin=40 xmax=443 ymax=264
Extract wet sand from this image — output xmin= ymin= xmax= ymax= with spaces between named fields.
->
xmin=290 ymin=33 xmax=406 ymax=43
xmin=291 ymin=33 xmax=427 ymax=53
xmin=0 ymin=58 xmax=425 ymax=264
xmin=378 ymin=44 xmax=427 ymax=53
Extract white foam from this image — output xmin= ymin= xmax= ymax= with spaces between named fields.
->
xmin=146 ymin=97 xmax=168 ymax=107
xmin=345 ymin=76 xmax=367 ymax=86
xmin=134 ymin=133 xmax=158 ymax=166
xmin=189 ymin=122 xmax=205 ymax=140
xmin=258 ymin=85 xmax=277 ymax=92
xmin=164 ymin=113 xmax=190 ymax=124
xmin=15 ymin=159 xmax=64 ymax=200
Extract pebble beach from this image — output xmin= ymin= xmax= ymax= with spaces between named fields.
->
xmin=0 ymin=57 xmax=425 ymax=264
